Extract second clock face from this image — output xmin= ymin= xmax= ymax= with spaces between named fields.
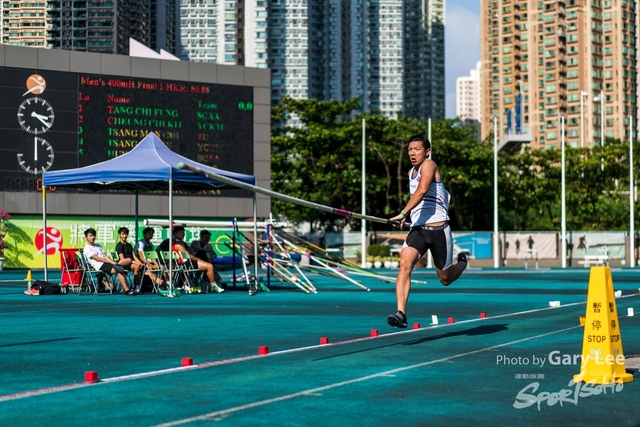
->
xmin=17 ymin=137 xmax=55 ymax=175
xmin=17 ymin=97 xmax=55 ymax=135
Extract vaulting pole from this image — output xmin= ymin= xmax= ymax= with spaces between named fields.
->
xmin=177 ymin=163 xmax=401 ymax=227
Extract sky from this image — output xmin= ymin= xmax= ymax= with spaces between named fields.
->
xmin=444 ymin=0 xmax=481 ymax=119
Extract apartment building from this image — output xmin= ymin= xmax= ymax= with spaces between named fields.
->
xmin=269 ymin=0 xmax=444 ymax=119
xmin=480 ymin=0 xmax=637 ymax=149
xmin=2 ymin=0 xmax=447 ymax=119
xmin=456 ymin=61 xmax=482 ymax=125
xmin=178 ymin=0 xmax=268 ymax=67
xmin=1 ymin=0 xmax=172 ymax=55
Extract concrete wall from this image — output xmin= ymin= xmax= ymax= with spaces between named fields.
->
xmin=0 ymin=45 xmax=271 ymax=219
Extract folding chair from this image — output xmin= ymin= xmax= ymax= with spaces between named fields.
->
xmin=60 ymin=249 xmax=85 ymax=294
xmin=141 ymin=251 xmax=166 ymax=293
xmin=159 ymin=251 xmax=184 ymax=289
xmin=77 ymin=250 xmax=124 ymax=294
xmin=178 ymin=251 xmax=204 ymax=292
xmin=76 ymin=250 xmax=100 ymax=294
xmin=159 ymin=251 xmax=197 ymax=293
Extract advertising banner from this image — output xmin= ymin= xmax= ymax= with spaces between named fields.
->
xmin=3 ymin=215 xmax=239 ymax=269
xmin=568 ymin=231 xmax=625 ymax=259
xmin=452 ymin=232 xmax=492 ymax=259
xmin=503 ymin=232 xmax=557 ymax=259
xmin=307 ymin=231 xmax=493 ymax=260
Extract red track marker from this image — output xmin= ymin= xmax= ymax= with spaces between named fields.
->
xmin=370 ymin=330 xmax=379 ymax=337
xmin=448 ymin=317 xmax=454 ymax=324
xmin=320 ymin=337 xmax=329 ymax=345
xmin=182 ymin=357 xmax=193 ymax=366
xmin=480 ymin=313 xmax=486 ymax=319
xmin=84 ymin=371 xmax=99 ymax=383
xmin=258 ymin=346 xmax=269 ymax=355
xmin=413 ymin=323 xmax=420 ymax=329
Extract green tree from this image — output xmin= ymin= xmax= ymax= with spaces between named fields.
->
xmin=271 ymin=97 xmax=640 ymax=233
xmin=430 ymin=120 xmax=494 ymax=231
xmin=271 ymin=96 xmax=364 ymax=231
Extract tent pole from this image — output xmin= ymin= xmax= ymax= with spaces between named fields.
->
xmin=135 ymin=193 xmax=139 ymax=242
xmin=253 ymin=193 xmax=258 ymax=291
xmin=42 ymin=184 xmax=48 ymax=282
xmin=168 ymin=173 xmax=173 ymax=296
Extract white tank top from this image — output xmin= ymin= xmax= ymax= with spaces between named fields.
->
xmin=408 ymin=165 xmax=450 ymax=226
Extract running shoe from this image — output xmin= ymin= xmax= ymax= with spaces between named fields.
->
xmin=211 ymin=282 xmax=225 ymax=293
xmin=457 ymin=252 xmax=468 ymax=264
xmin=387 ymin=310 xmax=407 ymax=328
xmin=24 ymin=288 xmax=40 ymax=295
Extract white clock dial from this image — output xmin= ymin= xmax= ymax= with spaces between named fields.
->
xmin=17 ymin=97 xmax=55 ymax=135
xmin=17 ymin=137 xmax=55 ymax=174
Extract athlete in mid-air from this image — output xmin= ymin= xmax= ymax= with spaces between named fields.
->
xmin=387 ymin=132 xmax=467 ymax=328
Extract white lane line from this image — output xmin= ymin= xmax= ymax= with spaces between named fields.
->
xmin=152 ymin=325 xmax=582 ymax=427
xmin=1 ymin=294 xmax=637 ymax=403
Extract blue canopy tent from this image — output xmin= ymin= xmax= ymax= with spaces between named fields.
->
xmin=41 ymin=132 xmax=258 ymax=286
xmin=43 ymin=132 xmax=255 ymax=191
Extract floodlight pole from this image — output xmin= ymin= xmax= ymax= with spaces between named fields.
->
xmin=427 ymin=117 xmax=433 ymax=268
xmin=630 ymin=115 xmax=634 ymax=268
xmin=600 ymin=89 xmax=604 ymax=146
xmin=361 ymin=118 xmax=366 ymax=268
xmin=493 ymin=115 xmax=499 ymax=268
xmin=428 ymin=118 xmax=432 ymax=160
xmin=561 ymin=116 xmax=567 ymax=268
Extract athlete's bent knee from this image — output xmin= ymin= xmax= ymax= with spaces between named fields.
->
xmin=438 ymin=276 xmax=452 ymax=286
xmin=399 ymin=257 xmax=414 ymax=271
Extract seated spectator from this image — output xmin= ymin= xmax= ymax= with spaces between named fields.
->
xmin=83 ymin=228 xmax=135 ymax=295
xmin=158 ymin=226 xmax=224 ymax=293
xmin=115 ymin=227 xmax=142 ymax=277
xmin=135 ymin=227 xmax=165 ymax=288
xmin=191 ymin=230 xmax=216 ymax=262
xmin=190 ymin=229 xmax=224 ymax=287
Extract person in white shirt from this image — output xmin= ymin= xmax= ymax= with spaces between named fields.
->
xmin=387 ymin=132 xmax=467 ymax=328
xmin=83 ymin=228 xmax=135 ymax=295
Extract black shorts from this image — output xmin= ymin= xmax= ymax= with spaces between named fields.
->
xmin=404 ymin=223 xmax=453 ymax=270
xmin=99 ymin=263 xmax=115 ymax=273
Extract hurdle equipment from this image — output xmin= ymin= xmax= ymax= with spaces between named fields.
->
xmin=177 ymin=162 xmax=402 ymax=227
xmin=573 ymin=267 xmax=633 ymax=384
xmin=273 ymin=229 xmax=427 ymax=286
xmin=523 ymin=249 xmax=538 ymax=269
xmin=230 ymin=229 xmax=313 ymax=293
xmin=267 ymin=231 xmax=317 ymax=293
xmin=276 ymin=234 xmax=370 ymax=291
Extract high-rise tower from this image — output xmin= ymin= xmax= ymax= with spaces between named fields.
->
xmin=480 ymin=0 xmax=637 ymax=148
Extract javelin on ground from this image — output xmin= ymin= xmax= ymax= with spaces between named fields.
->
xmin=177 ymin=163 xmax=401 ymax=227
